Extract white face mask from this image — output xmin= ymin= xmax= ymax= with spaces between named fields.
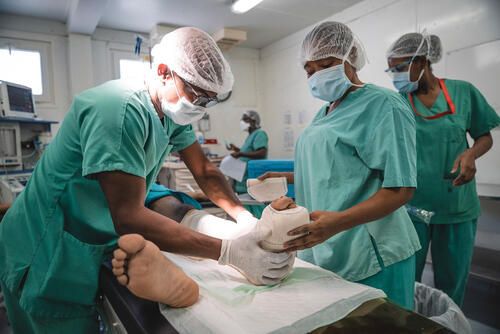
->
xmin=240 ymin=120 xmax=250 ymax=131
xmin=161 ymin=70 xmax=207 ymax=125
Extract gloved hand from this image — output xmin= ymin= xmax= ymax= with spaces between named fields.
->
xmin=218 ymin=227 xmax=294 ymax=286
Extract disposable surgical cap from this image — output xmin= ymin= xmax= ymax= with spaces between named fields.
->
xmin=243 ymin=110 xmax=261 ymax=128
xmin=300 ymin=21 xmax=367 ymax=71
xmin=151 ymin=27 xmax=234 ymax=94
xmin=386 ymin=33 xmax=442 ymax=64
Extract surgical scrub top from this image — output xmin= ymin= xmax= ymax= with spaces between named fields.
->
xmin=295 ymin=84 xmax=421 ymax=282
xmin=402 ymin=79 xmax=500 ymax=224
xmin=235 ymin=129 xmax=268 ymax=193
xmin=0 ymin=79 xmax=196 ymax=317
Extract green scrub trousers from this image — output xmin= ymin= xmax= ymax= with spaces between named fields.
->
xmin=412 ymin=219 xmax=477 ymax=306
xmin=358 ymin=241 xmax=416 ymax=310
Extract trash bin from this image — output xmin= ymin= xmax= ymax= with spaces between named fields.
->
xmin=414 ymin=282 xmax=472 ymax=334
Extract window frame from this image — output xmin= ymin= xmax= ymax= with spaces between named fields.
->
xmin=0 ymin=37 xmax=53 ymax=103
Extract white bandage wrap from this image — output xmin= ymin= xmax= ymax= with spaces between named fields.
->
xmin=258 ymin=205 xmax=310 ymax=251
xmin=180 ymin=210 xmax=241 ymax=239
xmin=247 ymin=177 xmax=288 ymax=202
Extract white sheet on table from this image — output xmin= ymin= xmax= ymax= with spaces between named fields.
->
xmin=159 ymin=253 xmax=386 ymax=334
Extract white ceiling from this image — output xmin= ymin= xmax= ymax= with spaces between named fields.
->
xmin=0 ymin=0 xmax=361 ymax=48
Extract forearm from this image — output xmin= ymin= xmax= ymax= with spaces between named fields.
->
xmin=116 ymin=206 xmax=222 ymax=260
xmin=195 ymin=165 xmax=246 ymax=219
xmin=238 ymin=148 xmax=267 ymax=159
xmin=469 ymin=133 xmax=493 ymax=159
xmin=335 ymin=187 xmax=414 ymax=233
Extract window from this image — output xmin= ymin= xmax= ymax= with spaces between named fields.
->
xmin=0 ymin=38 xmax=53 ymax=103
xmin=0 ymin=48 xmax=43 ymax=95
xmin=119 ymin=58 xmax=151 ymax=82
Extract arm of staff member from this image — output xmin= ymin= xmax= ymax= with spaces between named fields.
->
xmin=283 ymin=187 xmax=414 ymax=251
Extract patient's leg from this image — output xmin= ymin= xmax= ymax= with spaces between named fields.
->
xmin=112 ymin=234 xmax=199 ymax=307
xmin=148 ymin=195 xmax=194 ymax=223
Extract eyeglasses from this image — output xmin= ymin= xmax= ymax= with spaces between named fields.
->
xmin=384 ymin=58 xmax=417 ymax=77
xmin=176 ymin=74 xmax=220 ymax=108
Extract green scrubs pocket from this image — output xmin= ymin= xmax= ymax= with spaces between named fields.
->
xmin=447 ymin=184 xmax=475 ymax=215
xmin=39 ymin=231 xmax=107 ymax=306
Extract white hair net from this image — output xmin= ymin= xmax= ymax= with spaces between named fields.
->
xmin=151 ymin=27 xmax=234 ymax=94
xmin=300 ymin=21 xmax=367 ymax=70
xmin=243 ymin=110 xmax=261 ymax=128
xmin=386 ymin=33 xmax=442 ymax=64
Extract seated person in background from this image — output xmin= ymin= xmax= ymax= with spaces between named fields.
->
xmin=112 ymin=196 xmax=309 ymax=305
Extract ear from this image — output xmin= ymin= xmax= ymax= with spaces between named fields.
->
xmin=157 ymin=64 xmax=171 ymax=80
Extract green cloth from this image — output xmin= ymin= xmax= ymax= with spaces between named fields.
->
xmin=0 ymin=280 xmax=99 ymax=333
xmin=402 ymin=79 xmax=500 ymax=224
xmin=145 ymin=182 xmax=202 ymax=210
xmin=412 ymin=218 xmax=477 ymax=307
xmin=0 ymin=79 xmax=196 ymax=319
xmin=357 ymin=239 xmax=416 ymax=310
xmin=235 ymin=129 xmax=269 ymax=193
xmin=296 ymin=84 xmax=421 ymax=282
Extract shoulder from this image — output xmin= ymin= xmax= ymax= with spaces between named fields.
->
xmin=254 ymin=129 xmax=268 ymax=137
xmin=361 ymin=84 xmax=413 ymax=119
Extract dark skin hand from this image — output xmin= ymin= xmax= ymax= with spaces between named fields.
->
xmin=387 ymin=57 xmax=495 ymax=187
xmin=229 ymin=115 xmax=267 ymax=159
xmin=450 ymin=133 xmax=493 ymax=186
xmin=284 ymin=187 xmax=415 ymax=252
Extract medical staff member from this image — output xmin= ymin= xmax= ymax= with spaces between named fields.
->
xmin=260 ymin=22 xmax=421 ymax=309
xmin=0 ymin=27 xmax=292 ymax=333
xmin=228 ymin=110 xmax=268 ymax=194
xmin=386 ymin=33 xmax=500 ymax=306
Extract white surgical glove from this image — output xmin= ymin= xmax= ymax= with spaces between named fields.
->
xmin=218 ymin=227 xmax=293 ymax=286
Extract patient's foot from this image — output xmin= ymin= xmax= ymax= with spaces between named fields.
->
xmin=112 ymin=234 xmax=199 ymax=307
xmin=270 ymin=197 xmax=297 ymax=211
xmin=260 ymin=198 xmax=308 ymax=251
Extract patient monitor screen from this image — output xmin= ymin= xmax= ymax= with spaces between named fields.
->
xmin=7 ymin=85 xmax=35 ymax=114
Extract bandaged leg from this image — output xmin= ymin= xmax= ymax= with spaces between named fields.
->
xmin=259 ymin=197 xmax=310 ymax=251
xmin=180 ymin=209 xmax=254 ymax=240
xmin=112 ymin=234 xmax=199 ymax=307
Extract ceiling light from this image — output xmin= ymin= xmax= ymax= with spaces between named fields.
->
xmin=231 ymin=0 xmax=264 ymax=14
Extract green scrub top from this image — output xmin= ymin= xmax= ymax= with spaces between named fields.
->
xmin=295 ymin=84 xmax=421 ymax=282
xmin=235 ymin=129 xmax=268 ymax=193
xmin=0 ymin=80 xmax=196 ymax=318
xmin=402 ymin=79 xmax=500 ymax=224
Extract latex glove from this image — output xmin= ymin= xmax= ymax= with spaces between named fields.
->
xmin=218 ymin=227 xmax=294 ymax=286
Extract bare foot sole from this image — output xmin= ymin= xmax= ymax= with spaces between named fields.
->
xmin=112 ymin=234 xmax=199 ymax=307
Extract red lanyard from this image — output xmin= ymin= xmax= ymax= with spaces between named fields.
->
xmin=409 ymin=78 xmax=456 ymax=120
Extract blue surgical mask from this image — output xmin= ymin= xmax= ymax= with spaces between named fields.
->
xmin=308 ymin=64 xmax=353 ymax=102
xmin=392 ymin=71 xmax=419 ymax=93
xmin=392 ymin=62 xmax=425 ymax=94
